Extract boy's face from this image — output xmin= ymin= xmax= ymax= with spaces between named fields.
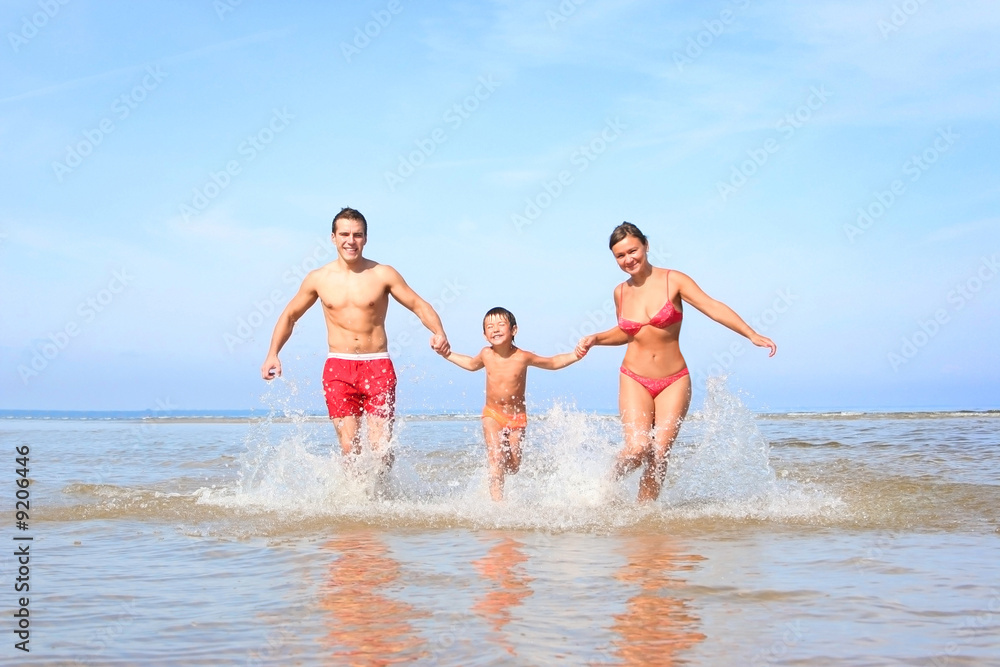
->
xmin=483 ymin=315 xmax=516 ymax=346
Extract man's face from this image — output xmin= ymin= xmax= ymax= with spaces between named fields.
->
xmin=332 ymin=219 xmax=366 ymax=261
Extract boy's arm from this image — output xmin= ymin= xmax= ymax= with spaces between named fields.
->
xmin=261 ymin=274 xmax=319 ymax=379
xmin=444 ymin=349 xmax=485 ymax=372
xmin=524 ymin=350 xmax=582 ymax=371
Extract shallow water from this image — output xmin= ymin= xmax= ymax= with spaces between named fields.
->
xmin=4 ymin=383 xmax=1000 ymax=665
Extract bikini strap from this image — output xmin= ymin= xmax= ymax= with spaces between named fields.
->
xmin=616 ymin=282 xmax=626 ymax=319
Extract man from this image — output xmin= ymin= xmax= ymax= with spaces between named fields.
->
xmin=261 ymin=207 xmax=451 ymax=475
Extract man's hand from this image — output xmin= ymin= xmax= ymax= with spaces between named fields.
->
xmin=261 ymin=355 xmax=282 ymax=380
xmin=430 ymin=334 xmax=451 ymax=357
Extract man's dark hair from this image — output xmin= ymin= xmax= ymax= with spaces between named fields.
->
xmin=332 ymin=207 xmax=368 ymax=235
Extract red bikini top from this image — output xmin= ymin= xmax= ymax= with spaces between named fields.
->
xmin=617 ymin=270 xmax=683 ymax=336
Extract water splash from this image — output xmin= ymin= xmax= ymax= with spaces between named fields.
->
xmin=193 ymin=377 xmax=841 ymax=529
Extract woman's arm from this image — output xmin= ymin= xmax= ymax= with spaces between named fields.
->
xmin=575 ymin=284 xmax=630 ymax=356
xmin=674 ymin=271 xmax=777 ymax=356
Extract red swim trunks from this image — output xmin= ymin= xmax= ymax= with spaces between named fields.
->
xmin=322 ymin=353 xmax=397 ymax=419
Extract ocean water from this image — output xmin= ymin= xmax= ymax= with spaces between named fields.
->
xmin=4 ymin=382 xmax=1000 ymax=665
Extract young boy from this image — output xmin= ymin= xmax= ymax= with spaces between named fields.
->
xmin=445 ymin=307 xmax=585 ymax=501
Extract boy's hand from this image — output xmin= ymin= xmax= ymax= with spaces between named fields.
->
xmin=575 ymin=335 xmax=596 ymax=358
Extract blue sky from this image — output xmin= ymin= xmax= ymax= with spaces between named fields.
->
xmin=2 ymin=0 xmax=998 ymax=413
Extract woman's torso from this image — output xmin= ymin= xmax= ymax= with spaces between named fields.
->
xmin=617 ymin=268 xmax=687 ymax=377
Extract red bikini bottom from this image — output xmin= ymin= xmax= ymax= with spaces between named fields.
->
xmin=620 ymin=366 xmax=689 ymax=399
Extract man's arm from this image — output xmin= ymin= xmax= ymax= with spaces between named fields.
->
xmin=524 ymin=350 xmax=583 ymax=371
xmin=260 ymin=275 xmax=319 ymax=380
xmin=444 ymin=350 xmax=485 ymax=372
xmin=383 ymin=266 xmax=451 ymax=356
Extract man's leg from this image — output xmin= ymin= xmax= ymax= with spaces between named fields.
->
xmin=365 ymin=411 xmax=395 ymax=474
xmin=361 ymin=357 xmax=398 ymax=479
xmin=332 ymin=416 xmax=362 ymax=456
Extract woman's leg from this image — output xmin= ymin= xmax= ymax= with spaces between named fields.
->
xmin=615 ymin=371 xmax=656 ymax=482
xmin=637 ymin=374 xmax=692 ymax=501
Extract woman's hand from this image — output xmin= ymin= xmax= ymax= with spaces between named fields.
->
xmin=575 ymin=335 xmax=596 ymax=358
xmin=749 ymin=333 xmax=777 ymax=357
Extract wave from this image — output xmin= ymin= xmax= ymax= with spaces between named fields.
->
xmin=35 ymin=381 xmax=998 ymax=535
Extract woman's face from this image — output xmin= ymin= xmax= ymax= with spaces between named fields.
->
xmin=611 ymin=235 xmax=648 ymax=276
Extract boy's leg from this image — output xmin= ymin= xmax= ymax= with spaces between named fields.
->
xmin=482 ymin=416 xmax=506 ymax=501
xmin=504 ymin=428 xmax=524 ymax=475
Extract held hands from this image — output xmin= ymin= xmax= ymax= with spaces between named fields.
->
xmin=261 ymin=355 xmax=281 ymax=380
xmin=575 ymin=335 xmax=596 ymax=358
xmin=749 ymin=333 xmax=777 ymax=357
xmin=430 ymin=334 xmax=451 ymax=357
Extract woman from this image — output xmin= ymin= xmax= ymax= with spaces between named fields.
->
xmin=577 ymin=223 xmax=776 ymax=501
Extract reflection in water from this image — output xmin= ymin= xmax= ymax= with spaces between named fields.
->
xmin=608 ymin=535 xmax=707 ymax=666
xmin=319 ymin=532 xmax=427 ymax=664
xmin=472 ymin=535 xmax=534 ymax=656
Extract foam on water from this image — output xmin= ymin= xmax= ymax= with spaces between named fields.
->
xmin=196 ymin=378 xmax=843 ymax=530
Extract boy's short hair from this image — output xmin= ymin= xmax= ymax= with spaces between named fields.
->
xmin=332 ymin=207 xmax=368 ymax=235
xmin=483 ymin=307 xmax=516 ymax=330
